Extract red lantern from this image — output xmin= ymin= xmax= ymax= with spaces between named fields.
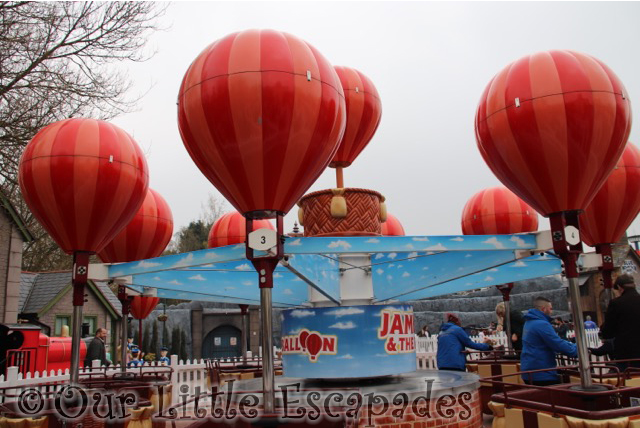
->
xmin=177 ymin=29 xmax=346 ymax=219
xmin=381 ymin=214 xmax=405 ymax=236
xmin=461 ymin=187 xmax=538 ymax=235
xmin=329 ymin=67 xmax=382 ymax=169
xmin=581 ymin=144 xmax=640 ymax=247
xmin=208 ymin=211 xmax=273 ymax=248
xmin=130 ymin=296 xmax=160 ymax=320
xmin=99 ymin=189 xmax=173 ymax=263
xmin=475 ymin=50 xmax=631 ymax=217
xmin=19 ymin=118 xmax=149 ymax=254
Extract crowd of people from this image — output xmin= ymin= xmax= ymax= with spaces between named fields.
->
xmin=434 ymin=273 xmax=640 ymax=384
xmin=83 ymin=329 xmax=171 ymax=368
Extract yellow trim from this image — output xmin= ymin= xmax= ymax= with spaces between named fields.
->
xmin=505 ymin=407 xmax=525 ymax=428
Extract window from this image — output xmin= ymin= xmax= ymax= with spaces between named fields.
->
xmin=84 ymin=316 xmax=97 ymax=335
xmin=55 ymin=316 xmax=71 ymax=336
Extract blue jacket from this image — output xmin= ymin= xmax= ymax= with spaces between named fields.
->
xmin=437 ymin=323 xmax=491 ymax=370
xmin=584 ymin=320 xmax=598 ymax=330
xmin=521 ymin=309 xmax=577 ymax=382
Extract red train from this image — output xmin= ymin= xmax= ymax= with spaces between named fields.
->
xmin=0 ymin=323 xmax=90 ymax=375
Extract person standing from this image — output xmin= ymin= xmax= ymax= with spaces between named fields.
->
xmin=437 ymin=313 xmax=493 ymax=372
xmin=84 ymin=328 xmax=111 ymax=367
xmin=601 ymin=274 xmax=640 ymax=369
xmin=584 ymin=316 xmax=598 ymax=330
xmin=555 ymin=317 xmax=569 ymax=340
xmin=521 ymin=297 xmax=577 ymax=385
xmin=417 ymin=325 xmax=430 ymax=338
xmin=496 ymin=302 xmax=526 ymax=352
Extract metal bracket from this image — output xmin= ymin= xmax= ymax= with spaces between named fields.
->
xmin=515 ymin=97 xmax=521 ymax=107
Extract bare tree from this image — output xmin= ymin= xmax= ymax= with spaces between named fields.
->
xmin=0 ymin=1 xmax=166 ymax=271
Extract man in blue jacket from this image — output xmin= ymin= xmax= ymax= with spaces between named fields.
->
xmin=521 ymin=297 xmax=577 ymax=385
xmin=437 ymin=313 xmax=493 ymax=371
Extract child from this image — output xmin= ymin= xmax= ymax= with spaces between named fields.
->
xmin=128 ymin=347 xmax=144 ymax=367
xmin=159 ymin=346 xmax=170 ymax=365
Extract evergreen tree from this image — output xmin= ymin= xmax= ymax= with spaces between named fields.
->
xmin=162 ymin=322 xmax=170 ymax=349
xmin=150 ymin=321 xmax=158 ymax=355
xmin=142 ymin=322 xmax=150 ymax=354
xmin=180 ymin=329 xmax=188 ymax=361
xmin=170 ymin=326 xmax=180 ymax=357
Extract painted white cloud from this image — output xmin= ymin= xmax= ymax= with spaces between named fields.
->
xmin=326 ymin=307 xmax=365 ymax=317
xmin=233 ymin=244 xmax=245 ymax=249
xmin=513 ymin=260 xmax=527 ymax=267
xmin=288 ymin=327 xmax=303 ymax=335
xmin=328 ymin=240 xmax=352 ymax=250
xmin=388 ymin=253 xmax=397 ymax=259
xmin=424 ymin=243 xmax=447 ymax=251
xmin=171 ymin=254 xmax=194 ymax=268
xmin=292 ymin=277 xmax=303 ymax=282
xmin=404 ymin=243 xmax=415 ymax=250
xmin=224 ymin=286 xmax=236 ymax=290
xmin=510 ymin=236 xmax=527 ymax=248
xmin=489 ymin=268 xmax=498 ymax=272
xmin=274 ymin=273 xmax=283 ymax=278
xmin=375 ymin=253 xmax=385 ymax=260
xmin=289 ymin=238 xmax=302 ymax=246
xmin=402 ymin=272 xmax=410 ymax=277
xmin=337 ymin=354 xmax=354 ymax=360
xmin=366 ymin=238 xmax=380 ymax=244
xmin=484 ymin=276 xmax=494 ymax=282
xmin=189 ymin=274 xmax=206 ymax=281
xmin=483 ymin=237 xmax=505 ymax=249
xmin=375 ymin=353 xmax=390 ymax=358
xmin=169 ymin=280 xmax=183 ymax=286
xmin=465 ymin=254 xmax=473 ymax=258
xmin=450 ymin=237 xmax=464 ymax=242
xmin=283 ymin=289 xmax=293 ymax=295
xmin=376 ymin=268 xmax=384 ymax=275
xmin=387 ymin=275 xmax=393 ymax=281
xmin=389 ymin=263 xmax=395 ymax=268
xmin=408 ymin=252 xmax=418 ymax=260
xmin=235 ymin=263 xmax=252 ymax=271
xmin=153 ymin=276 xmax=161 ymax=281
xmin=422 ymin=267 xmax=429 ymax=270
xmin=137 ymin=260 xmax=162 ymax=269
xmin=412 ymin=237 xmax=429 ymax=242
xmin=329 ymin=321 xmax=356 ymax=329
xmin=242 ymin=281 xmax=253 ymax=286
xmin=204 ymin=252 xmax=219 ymax=260
xmin=290 ymin=309 xmax=315 ymax=318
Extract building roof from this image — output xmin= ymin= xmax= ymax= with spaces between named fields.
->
xmin=0 ymin=191 xmax=33 ymax=242
xmin=20 ymin=271 xmax=121 ymax=317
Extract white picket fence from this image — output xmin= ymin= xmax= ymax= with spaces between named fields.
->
xmin=415 ymin=329 xmax=603 ymax=370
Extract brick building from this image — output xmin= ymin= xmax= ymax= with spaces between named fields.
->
xmin=0 ymin=192 xmax=33 ymax=324
xmin=19 ymin=271 xmax=122 ymax=352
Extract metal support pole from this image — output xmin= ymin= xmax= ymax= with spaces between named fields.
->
xmin=260 ymin=288 xmax=275 ymax=413
xmin=336 ymin=167 xmax=344 ymax=188
xmin=121 ymin=313 xmax=128 ymax=372
xmin=70 ymin=251 xmax=90 ymax=385
xmin=139 ymin=319 xmax=143 ymax=352
xmin=240 ymin=304 xmax=249 ymax=366
xmin=567 ymin=274 xmax=593 ymax=389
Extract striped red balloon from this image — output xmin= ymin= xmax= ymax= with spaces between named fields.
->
xmin=381 ymin=214 xmax=405 ymax=236
xmin=581 ymin=144 xmax=640 ymax=246
xmin=130 ymin=296 xmax=160 ymax=320
xmin=178 ymin=29 xmax=346 ymax=219
xmin=19 ymin=118 xmax=149 ymax=254
xmin=475 ymin=50 xmax=631 ymax=217
xmin=329 ymin=66 xmax=382 ymax=168
xmin=208 ymin=211 xmax=273 ymax=248
xmin=99 ymin=189 xmax=173 ymax=263
xmin=461 ymin=187 xmax=539 ymax=235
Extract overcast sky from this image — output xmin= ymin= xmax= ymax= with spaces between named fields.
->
xmin=110 ymin=1 xmax=640 ymax=241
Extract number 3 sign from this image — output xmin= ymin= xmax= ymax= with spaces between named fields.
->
xmin=248 ymin=228 xmax=278 ymax=251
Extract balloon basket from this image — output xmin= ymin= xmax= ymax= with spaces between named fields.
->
xmin=297 ymin=188 xmax=385 ymax=237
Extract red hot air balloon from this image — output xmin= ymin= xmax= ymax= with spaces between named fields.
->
xmin=475 ymin=50 xmax=631 ymax=217
xmin=381 ymin=214 xmax=405 ymax=236
xmin=19 ymin=118 xmax=149 ymax=254
xmin=99 ymin=189 xmax=173 ymax=263
xmin=130 ymin=295 xmax=160 ymax=349
xmin=305 ymin=333 xmax=323 ymax=362
xmin=329 ymin=67 xmax=382 ymax=187
xmin=177 ymin=29 xmax=346 ymax=219
xmin=581 ymin=144 xmax=640 ymax=247
xmin=208 ymin=211 xmax=274 ymax=248
xmin=461 ymin=187 xmax=539 ymax=235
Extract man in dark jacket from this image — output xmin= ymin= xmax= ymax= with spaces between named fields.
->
xmin=496 ymin=302 xmax=525 ymax=352
xmin=601 ymin=274 xmax=640 ymax=370
xmin=521 ymin=297 xmax=577 ymax=385
xmin=84 ymin=328 xmax=111 ymax=367
xmin=437 ymin=313 xmax=493 ymax=371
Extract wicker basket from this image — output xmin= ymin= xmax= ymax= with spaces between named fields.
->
xmin=298 ymin=188 xmax=385 ymax=237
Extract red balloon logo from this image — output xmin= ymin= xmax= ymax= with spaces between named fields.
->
xmin=99 ymin=189 xmax=173 ymax=263
xmin=381 ymin=214 xmax=405 ymax=236
xmin=178 ymin=29 xmax=346 ymax=218
xmin=298 ymin=330 xmax=310 ymax=350
xmin=305 ymin=333 xmax=323 ymax=362
xmin=461 ymin=187 xmax=538 ymax=235
xmin=581 ymin=144 xmax=640 ymax=247
xmin=208 ymin=211 xmax=274 ymax=248
xmin=19 ymin=118 xmax=149 ymax=254
xmin=475 ymin=50 xmax=631 ymax=216
xmin=330 ymin=66 xmax=382 ymax=168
